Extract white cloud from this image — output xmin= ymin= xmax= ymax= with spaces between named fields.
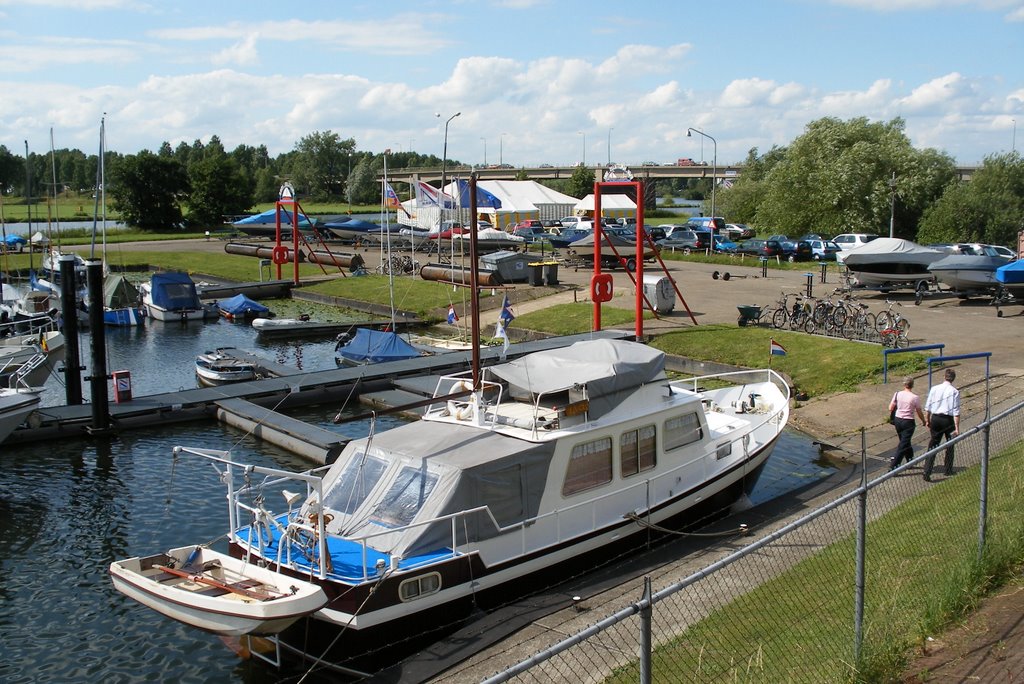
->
xmin=211 ymin=33 xmax=260 ymax=67
xmin=819 ymin=79 xmax=893 ymax=116
xmin=894 ymin=72 xmax=974 ymax=112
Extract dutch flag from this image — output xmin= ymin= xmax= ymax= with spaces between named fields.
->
xmin=770 ymin=339 xmax=787 ymax=356
xmin=447 ymin=305 xmax=459 ymax=325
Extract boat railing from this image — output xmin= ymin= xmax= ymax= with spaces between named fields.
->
xmin=0 ymin=312 xmax=59 ymax=338
xmin=427 ymin=374 xmax=505 ymax=427
xmin=4 ymin=345 xmax=48 ymax=390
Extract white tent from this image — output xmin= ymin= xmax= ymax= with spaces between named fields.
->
xmin=575 ymin=194 xmax=637 ymax=220
xmin=398 ymin=180 xmax=580 ymax=231
xmin=30 ymin=231 xmax=50 ymax=246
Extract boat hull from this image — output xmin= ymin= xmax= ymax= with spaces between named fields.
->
xmin=109 ymin=546 xmax=327 ymax=637
xmin=0 ymin=390 xmax=41 ymax=443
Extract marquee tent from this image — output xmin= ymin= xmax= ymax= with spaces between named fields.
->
xmin=398 ymin=180 xmax=579 ymax=230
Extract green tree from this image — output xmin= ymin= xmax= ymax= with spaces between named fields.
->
xmin=109 ymin=152 xmax=189 ymax=230
xmin=292 ymin=131 xmax=355 ymax=201
xmin=186 ymin=154 xmax=252 ymax=227
xmin=566 ymin=165 xmax=595 ymax=199
xmin=918 ymin=152 xmax=1024 ymax=246
xmin=753 ymin=117 xmax=955 ymax=237
xmin=717 ymin=146 xmax=788 ymax=226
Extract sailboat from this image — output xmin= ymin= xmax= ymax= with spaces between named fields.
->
xmin=335 ymin=153 xmax=421 ymax=365
xmin=110 ymin=178 xmax=791 ymax=670
xmin=92 ymin=117 xmax=144 ymax=327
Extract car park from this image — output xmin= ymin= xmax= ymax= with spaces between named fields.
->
xmin=762 ymin=239 xmax=787 ymax=258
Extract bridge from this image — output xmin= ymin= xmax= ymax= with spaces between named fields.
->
xmin=380 ymin=163 xmax=979 ymax=185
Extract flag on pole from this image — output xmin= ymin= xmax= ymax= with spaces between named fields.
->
xmin=415 ymin=180 xmax=454 ymax=209
xmin=770 ymin=339 xmax=787 ymax=356
xmin=384 ymin=182 xmax=411 ymax=217
xmin=499 ymin=294 xmax=515 ymax=326
xmin=447 ymin=305 xmax=459 ymax=325
xmin=495 ymin=320 xmax=510 ymax=356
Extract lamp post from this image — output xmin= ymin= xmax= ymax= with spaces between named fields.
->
xmin=481 ymin=137 xmax=487 ymax=167
xmin=888 ymin=172 xmax=897 ymax=239
xmin=1013 ymin=118 xmax=1017 ymax=154
xmin=578 ymin=131 xmax=586 ymax=166
xmin=346 ymin=152 xmax=352 ymax=213
xmin=500 ymin=133 xmax=506 ymax=166
xmin=436 ymin=111 xmax=461 ymax=218
xmin=607 ymin=127 xmax=613 ymax=166
xmin=687 ymin=128 xmax=717 ymax=219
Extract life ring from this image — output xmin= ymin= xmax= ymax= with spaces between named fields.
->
xmin=271 ymin=245 xmax=289 ymax=265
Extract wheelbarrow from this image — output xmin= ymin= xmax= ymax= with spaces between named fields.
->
xmin=737 ymin=304 xmax=770 ymax=326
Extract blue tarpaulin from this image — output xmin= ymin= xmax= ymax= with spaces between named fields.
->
xmin=4 ymin=234 xmax=27 ymax=248
xmin=150 ymin=272 xmax=201 ymax=311
xmin=452 ymin=179 xmax=502 ymax=209
xmin=996 ymin=259 xmax=1024 ymax=285
xmin=218 ymin=293 xmax=271 ymax=317
xmin=233 ymin=208 xmax=315 ymax=227
xmin=336 ymin=328 xmax=420 ymax=365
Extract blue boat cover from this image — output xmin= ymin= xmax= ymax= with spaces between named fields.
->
xmin=218 ymin=293 xmax=270 ymax=316
xmin=4 ymin=234 xmax=27 ymax=247
xmin=233 ymin=208 xmax=315 ymax=227
xmin=995 ymin=259 xmax=1024 ymax=285
xmin=322 ymin=218 xmax=381 ymax=233
xmin=150 ymin=272 xmax=201 ymax=310
xmin=336 ymin=328 xmax=420 ymax=364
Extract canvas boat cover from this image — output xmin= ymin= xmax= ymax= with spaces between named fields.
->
xmin=929 ymin=254 xmax=1010 ymax=274
xmin=149 ymin=272 xmax=201 ymax=310
xmin=103 ymin=275 xmax=140 ymax=309
xmin=996 ymin=259 xmax=1024 ymax=285
xmin=842 ymin=238 xmax=943 ymax=266
xmin=233 ymin=208 xmax=315 ymax=227
xmin=322 ymin=218 xmax=381 ymax=233
xmin=218 ymin=293 xmax=270 ymax=317
xmin=336 ymin=328 xmax=420 ymax=364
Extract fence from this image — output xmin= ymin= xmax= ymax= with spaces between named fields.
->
xmin=483 ymin=399 xmax=1024 ymax=684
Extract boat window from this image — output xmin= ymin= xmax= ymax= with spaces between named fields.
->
xmin=621 ymin=425 xmax=657 ymax=477
xmin=368 ymin=466 xmax=438 ymax=528
xmin=664 ymin=413 xmax=703 ymax=451
xmin=563 ymin=437 xmax=613 ymax=496
xmin=323 ymin=454 xmax=388 ymax=515
xmin=399 ymin=573 xmax=441 ymax=602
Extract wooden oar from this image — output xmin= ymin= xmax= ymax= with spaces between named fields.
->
xmin=155 ymin=564 xmax=278 ymax=601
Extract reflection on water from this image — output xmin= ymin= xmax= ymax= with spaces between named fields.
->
xmin=2 ymin=323 xmax=838 ymax=682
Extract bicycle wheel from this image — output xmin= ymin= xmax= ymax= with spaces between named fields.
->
xmin=896 ymin=318 xmax=910 ymax=335
xmin=895 ymin=332 xmax=910 ymax=349
xmin=790 ymin=310 xmax=807 ymax=331
xmin=841 ymin=318 xmax=860 ymax=340
xmin=803 ymin=317 xmax=818 ymax=335
xmin=862 ymin=312 xmax=876 ymax=332
xmin=771 ymin=309 xmax=787 ymax=329
xmin=830 ymin=304 xmax=848 ymax=329
xmin=875 ymin=311 xmax=892 ymax=332
xmin=881 ymin=331 xmax=897 ymax=348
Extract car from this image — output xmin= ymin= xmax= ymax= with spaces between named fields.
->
xmin=990 ymin=244 xmax=1016 ymax=259
xmin=767 ymin=234 xmax=791 ymax=244
xmin=807 ymin=239 xmax=840 ymax=261
xmin=726 ymin=223 xmax=756 ymax=240
xmin=640 ymin=225 xmax=667 ymax=242
xmin=712 ymin=236 xmax=738 ymax=253
xmin=513 ymin=219 xmax=545 ymax=231
xmin=686 ymin=217 xmax=727 ymax=234
xmin=833 ymin=233 xmax=879 ymax=263
xmin=761 ymin=239 xmax=787 ymax=258
xmin=559 ymin=216 xmax=585 ymax=228
xmin=784 ymin=240 xmax=814 ymax=262
xmin=799 ymin=233 xmax=824 ymax=242
xmin=655 ymin=229 xmax=712 ymax=252
xmin=512 ymin=226 xmax=554 ymax=243
xmin=657 ymin=223 xmax=689 ymax=237
xmin=735 ymin=238 xmax=767 ymax=256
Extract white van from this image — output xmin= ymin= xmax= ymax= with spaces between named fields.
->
xmin=833 ymin=233 xmax=879 ymax=263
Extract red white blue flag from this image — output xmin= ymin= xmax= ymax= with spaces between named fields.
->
xmin=770 ymin=339 xmax=787 ymax=356
xmin=415 ymin=181 xmax=454 ymax=209
xmin=447 ymin=305 xmax=459 ymax=325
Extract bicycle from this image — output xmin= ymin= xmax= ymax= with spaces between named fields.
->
xmin=875 ymin=299 xmax=910 ymax=337
xmin=841 ymin=300 xmax=876 ymax=341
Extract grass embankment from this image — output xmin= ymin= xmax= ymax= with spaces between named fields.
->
xmin=606 ymin=440 xmax=1024 ymax=683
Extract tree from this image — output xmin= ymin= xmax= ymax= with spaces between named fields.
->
xmin=918 ymin=152 xmax=1024 ymax=246
xmin=186 ymin=154 xmax=252 ymax=227
xmin=109 ymin=152 xmax=189 ymax=230
xmin=348 ymin=155 xmax=380 ymax=205
xmin=753 ymin=117 xmax=955 ymax=237
xmin=716 ymin=146 xmax=788 ymax=225
xmin=292 ymin=131 xmax=355 ymax=201
xmin=566 ymin=165 xmax=596 ymax=199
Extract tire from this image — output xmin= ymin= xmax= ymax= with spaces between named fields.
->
xmin=896 ymin=318 xmax=910 ymax=335
xmin=790 ymin=311 xmax=807 ymax=331
xmin=863 ymin=312 xmax=876 ymax=333
xmin=881 ymin=331 xmax=896 ymax=348
xmin=625 ymin=258 xmax=637 ymax=272
xmin=772 ymin=309 xmax=787 ymax=329
xmin=831 ymin=305 xmax=848 ymax=329
xmin=875 ymin=312 xmax=892 ymax=332
xmin=803 ymin=318 xmax=818 ymax=335
xmin=895 ymin=333 xmax=910 ymax=349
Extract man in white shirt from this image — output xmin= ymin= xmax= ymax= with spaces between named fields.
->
xmin=923 ymin=368 xmax=961 ymax=481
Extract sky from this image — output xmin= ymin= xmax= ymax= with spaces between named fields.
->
xmin=0 ymin=0 xmax=1021 ymax=168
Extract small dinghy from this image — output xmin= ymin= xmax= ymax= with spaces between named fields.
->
xmin=195 ymin=348 xmax=258 ymax=386
xmin=108 ymin=545 xmax=327 ymax=637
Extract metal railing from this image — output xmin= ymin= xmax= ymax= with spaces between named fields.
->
xmin=483 ymin=398 xmax=1024 ymax=684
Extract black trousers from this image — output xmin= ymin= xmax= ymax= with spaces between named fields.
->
xmin=890 ymin=417 xmax=916 ymax=470
xmin=924 ymin=414 xmax=956 ymax=478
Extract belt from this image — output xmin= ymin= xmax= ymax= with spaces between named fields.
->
xmin=932 ymin=413 xmax=951 ymax=418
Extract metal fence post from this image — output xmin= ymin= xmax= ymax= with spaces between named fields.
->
xmin=854 ymin=427 xmax=867 ymax=666
xmin=978 ymin=422 xmax=990 ymax=562
xmin=640 ymin=576 xmax=652 ymax=684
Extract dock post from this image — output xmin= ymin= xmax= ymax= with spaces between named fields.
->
xmin=85 ymin=260 xmax=111 ymax=433
xmin=59 ymin=254 xmax=83 ymax=404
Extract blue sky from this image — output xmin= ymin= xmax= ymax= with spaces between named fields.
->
xmin=1 ymin=0 xmax=1021 ymax=166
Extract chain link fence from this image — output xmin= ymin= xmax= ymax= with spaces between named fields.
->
xmin=483 ymin=399 xmax=1024 ymax=684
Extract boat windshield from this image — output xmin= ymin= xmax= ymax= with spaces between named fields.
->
xmin=323 ymin=453 xmax=388 ymax=515
xmin=366 ymin=466 xmax=438 ymax=529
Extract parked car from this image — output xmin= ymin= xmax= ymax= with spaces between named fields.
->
xmin=512 ymin=226 xmax=554 ymax=243
xmin=807 ymin=239 xmax=840 ymax=261
xmin=735 ymin=238 xmax=767 ymax=256
xmin=784 ymin=240 xmax=814 ymax=262
xmin=657 ymin=223 xmax=689 ymax=237
xmin=712 ymin=236 xmax=738 ymax=253
xmin=656 ymin=229 xmax=711 ymax=252
xmin=641 ymin=225 xmax=667 ymax=242
xmin=559 ymin=216 xmax=584 ymax=228
xmin=833 ymin=233 xmax=879 ymax=263
xmin=762 ymin=239 xmax=787 ymax=258
xmin=726 ymin=223 xmax=756 ymax=240
xmin=686 ymin=216 xmax=727 ymax=234
xmin=513 ymin=219 xmax=545 ymax=231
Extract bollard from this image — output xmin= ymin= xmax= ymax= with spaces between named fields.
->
xmin=804 ymin=272 xmax=814 ymax=298
xmin=759 ymin=257 xmax=768 ymax=278
xmin=820 ymin=261 xmax=828 ymax=283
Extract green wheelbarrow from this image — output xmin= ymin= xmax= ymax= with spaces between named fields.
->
xmin=737 ymin=304 xmax=770 ymax=326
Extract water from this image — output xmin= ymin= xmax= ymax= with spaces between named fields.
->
xmin=1 ymin=320 xmax=835 ymax=682
xmin=2 ymin=220 xmax=124 ymax=237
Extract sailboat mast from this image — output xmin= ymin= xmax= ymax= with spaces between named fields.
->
xmin=383 ymin=152 xmax=397 ymax=329
xmin=49 ymin=128 xmax=60 ymax=255
xmin=24 ymin=141 xmax=33 ymax=270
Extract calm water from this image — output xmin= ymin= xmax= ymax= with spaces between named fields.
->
xmin=1 ymin=319 xmax=834 ymax=682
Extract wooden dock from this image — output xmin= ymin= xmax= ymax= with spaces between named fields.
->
xmin=5 ymin=331 xmax=631 ymax=454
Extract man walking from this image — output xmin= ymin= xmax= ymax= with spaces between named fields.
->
xmin=923 ymin=368 xmax=961 ymax=481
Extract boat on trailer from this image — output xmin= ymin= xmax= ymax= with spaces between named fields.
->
xmin=111 ymin=337 xmax=789 ymax=667
xmin=108 ymin=545 xmax=327 ymax=636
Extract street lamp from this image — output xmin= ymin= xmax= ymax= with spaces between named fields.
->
xmin=346 ymin=152 xmax=352 ymax=213
xmin=500 ymin=133 xmax=506 ymax=166
xmin=436 ymin=111 xmax=461 ymax=214
xmin=607 ymin=127 xmax=613 ymax=166
xmin=687 ymin=128 xmax=717 ymax=219
xmin=888 ymin=172 xmax=897 ymax=239
xmin=578 ymin=131 xmax=586 ymax=166
xmin=1013 ymin=118 xmax=1017 ymax=154
xmin=481 ymin=137 xmax=487 ymax=167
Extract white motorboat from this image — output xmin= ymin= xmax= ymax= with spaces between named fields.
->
xmin=251 ymin=316 xmax=354 ymax=338
xmin=842 ymin=238 xmax=943 ymax=290
xmin=108 ymin=545 xmax=328 ymax=637
xmin=141 ymin=272 xmax=214 ymax=322
xmin=114 ymin=338 xmax=789 ymax=667
xmin=195 ymin=348 xmax=258 ymax=387
xmin=0 ymin=387 xmax=41 ymax=444
xmin=0 ymin=321 xmax=65 ymax=388
xmin=928 ymin=254 xmax=1013 ymax=296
